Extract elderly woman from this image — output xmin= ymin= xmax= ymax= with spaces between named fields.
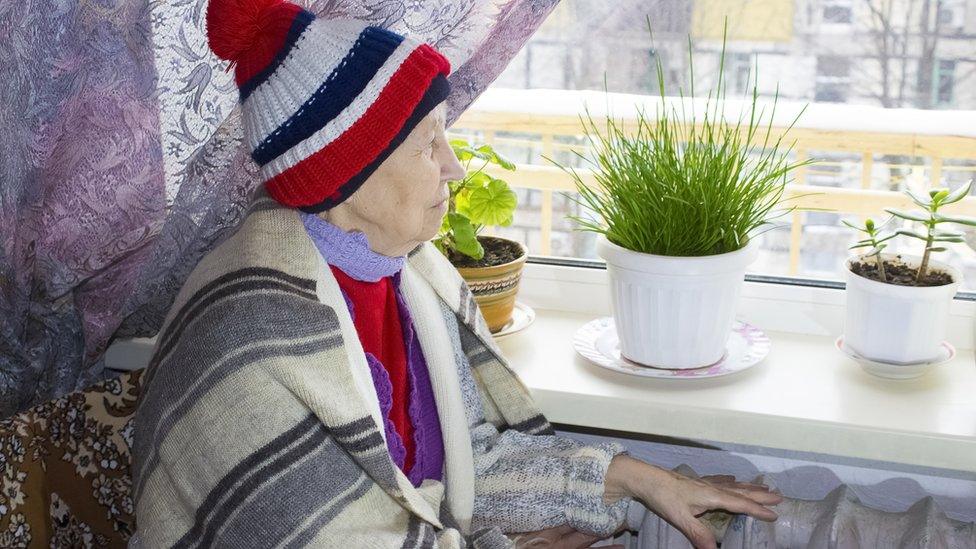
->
xmin=131 ymin=0 xmax=782 ymax=547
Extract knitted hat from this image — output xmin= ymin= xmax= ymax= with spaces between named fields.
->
xmin=206 ymin=0 xmax=452 ymax=212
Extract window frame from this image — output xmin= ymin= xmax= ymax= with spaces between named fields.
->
xmin=821 ymin=1 xmax=853 ymax=25
xmin=518 ymin=256 xmax=976 ymax=352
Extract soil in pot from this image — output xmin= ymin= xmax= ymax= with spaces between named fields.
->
xmin=447 ymin=236 xmax=524 ymax=268
xmin=850 ymin=256 xmax=953 ymax=287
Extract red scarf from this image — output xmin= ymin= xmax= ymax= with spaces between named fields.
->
xmin=330 ymin=265 xmax=415 ymax=472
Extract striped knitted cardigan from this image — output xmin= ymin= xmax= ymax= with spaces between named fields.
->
xmin=130 ymin=188 xmax=631 ymax=548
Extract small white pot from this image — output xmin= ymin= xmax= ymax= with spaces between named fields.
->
xmin=597 ymin=234 xmax=758 ymax=369
xmin=844 ymin=254 xmax=960 ymax=365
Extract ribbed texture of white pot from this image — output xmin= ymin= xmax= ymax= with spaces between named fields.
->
xmin=597 ymin=235 xmax=758 ymax=369
xmin=844 ymin=254 xmax=960 ymax=364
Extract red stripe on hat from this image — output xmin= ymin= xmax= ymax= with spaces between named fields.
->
xmin=265 ymin=44 xmax=449 ymax=208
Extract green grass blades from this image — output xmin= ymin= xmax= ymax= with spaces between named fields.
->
xmin=559 ymin=23 xmax=811 ymax=257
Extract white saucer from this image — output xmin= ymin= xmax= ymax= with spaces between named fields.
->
xmin=573 ymin=317 xmax=771 ymax=379
xmin=492 ymin=302 xmax=536 ymax=340
xmin=835 ymin=336 xmax=955 ymax=379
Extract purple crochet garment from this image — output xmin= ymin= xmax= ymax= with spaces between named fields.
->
xmin=302 ymin=213 xmax=444 ymax=486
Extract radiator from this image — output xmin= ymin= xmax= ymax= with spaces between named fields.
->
xmin=603 ymin=465 xmax=976 ymax=548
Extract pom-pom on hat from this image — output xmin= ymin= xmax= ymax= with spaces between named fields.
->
xmin=206 ymin=0 xmax=452 ymax=212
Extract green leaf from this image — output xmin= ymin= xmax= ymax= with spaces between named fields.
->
xmin=933 ymin=229 xmax=965 ymax=238
xmin=438 ymin=212 xmax=451 ymax=235
xmin=933 ymin=213 xmax=976 ymax=227
xmin=448 ymin=179 xmax=466 ymax=194
xmin=931 ymin=188 xmax=950 ymax=204
xmin=451 ymin=140 xmax=490 ymax=163
xmin=905 ymin=188 xmax=933 ymax=207
xmin=849 ymin=242 xmax=874 ymax=249
xmin=841 ymin=219 xmax=862 ymax=231
xmin=884 ymin=208 xmax=930 ymax=222
xmin=447 ymin=213 xmax=484 ymax=260
xmin=455 ymin=189 xmax=473 ymax=218
xmin=463 ymin=171 xmax=492 ymax=190
xmin=927 ymin=246 xmax=948 ymax=252
xmin=895 ymin=228 xmax=929 ymax=241
xmin=932 ymin=236 xmax=965 ymax=243
xmin=474 ymin=144 xmax=516 ymax=170
xmin=865 ymin=218 xmax=875 ymax=231
xmin=467 ymin=178 xmax=518 ymax=226
xmin=941 ymin=180 xmax=972 ymax=205
xmin=875 ymin=231 xmax=898 ymax=243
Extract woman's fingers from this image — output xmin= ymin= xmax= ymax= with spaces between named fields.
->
xmin=724 ymin=485 xmax=784 ymax=506
xmin=674 ymin=514 xmax=718 ymax=549
xmin=704 ymin=476 xmax=775 ymax=493
xmin=710 ymin=490 xmax=779 ymax=521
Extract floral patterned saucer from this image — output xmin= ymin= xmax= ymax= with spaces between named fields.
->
xmin=573 ymin=317 xmax=771 ymax=379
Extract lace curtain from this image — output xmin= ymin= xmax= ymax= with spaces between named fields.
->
xmin=0 ymin=0 xmax=558 ymax=416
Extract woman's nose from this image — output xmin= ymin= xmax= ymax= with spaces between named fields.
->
xmin=440 ymin=146 xmax=467 ymax=183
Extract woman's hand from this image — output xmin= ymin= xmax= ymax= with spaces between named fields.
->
xmin=604 ymin=455 xmax=783 ymax=549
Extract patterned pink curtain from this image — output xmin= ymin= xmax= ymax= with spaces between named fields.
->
xmin=0 ymin=0 xmax=558 ymax=416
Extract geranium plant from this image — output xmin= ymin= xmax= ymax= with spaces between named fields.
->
xmin=433 ymin=139 xmax=518 ymax=261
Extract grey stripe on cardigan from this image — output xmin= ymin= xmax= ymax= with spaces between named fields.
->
xmin=131 ymin=188 xmax=633 ymax=548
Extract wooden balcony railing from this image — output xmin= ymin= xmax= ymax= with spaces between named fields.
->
xmin=450 ymin=89 xmax=976 ymax=275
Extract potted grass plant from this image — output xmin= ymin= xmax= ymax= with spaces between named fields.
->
xmin=433 ymin=139 xmax=524 ymax=333
xmin=843 ymin=181 xmax=973 ymax=365
xmin=554 ymin=36 xmax=811 ymax=369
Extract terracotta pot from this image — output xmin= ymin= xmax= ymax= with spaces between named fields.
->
xmin=453 ymin=236 xmax=527 ymax=333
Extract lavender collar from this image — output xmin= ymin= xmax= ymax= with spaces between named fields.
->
xmin=301 ymin=212 xmax=405 ymax=282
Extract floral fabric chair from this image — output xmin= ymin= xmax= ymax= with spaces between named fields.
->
xmin=0 ymin=370 xmax=142 ymax=548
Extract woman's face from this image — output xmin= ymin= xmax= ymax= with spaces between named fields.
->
xmin=326 ymin=104 xmax=465 ymax=257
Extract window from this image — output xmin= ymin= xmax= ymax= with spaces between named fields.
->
xmin=934 ymin=60 xmax=956 ymax=106
xmin=729 ymin=52 xmax=754 ymax=95
xmin=450 ymin=0 xmax=976 ymax=292
xmin=822 ymin=1 xmax=853 ymax=24
xmin=814 ymin=56 xmax=851 ymax=102
xmin=937 ymin=0 xmax=964 ymax=31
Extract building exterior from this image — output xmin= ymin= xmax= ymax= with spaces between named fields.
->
xmin=473 ymin=0 xmax=976 ymax=283
xmin=496 ymin=0 xmax=976 ymax=112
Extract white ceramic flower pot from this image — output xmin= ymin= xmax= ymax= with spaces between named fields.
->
xmin=597 ymin=234 xmax=758 ymax=369
xmin=844 ymin=254 xmax=961 ymax=365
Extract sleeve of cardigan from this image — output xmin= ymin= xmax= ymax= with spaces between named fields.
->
xmin=439 ymin=302 xmax=635 ymax=538
xmin=467 ymin=419 xmax=632 ymax=537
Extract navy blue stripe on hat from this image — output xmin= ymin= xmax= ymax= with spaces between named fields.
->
xmin=251 ymin=26 xmax=405 ymax=167
xmin=238 ymin=9 xmax=316 ymax=102
xmin=298 ymin=74 xmax=451 ymax=214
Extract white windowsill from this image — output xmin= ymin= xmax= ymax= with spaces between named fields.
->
xmin=502 ymin=262 xmax=976 ymax=473
xmin=103 ymin=262 xmax=976 ymax=473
